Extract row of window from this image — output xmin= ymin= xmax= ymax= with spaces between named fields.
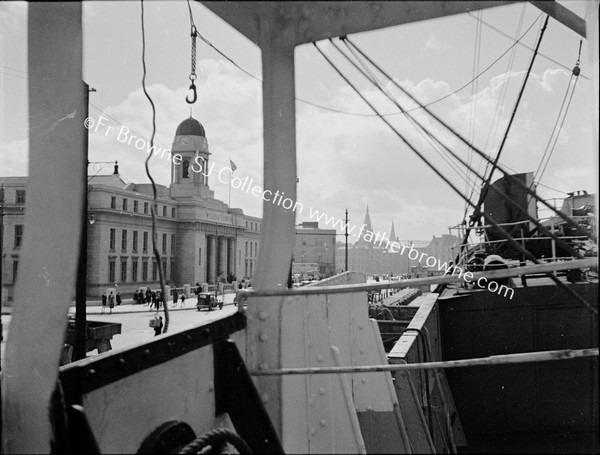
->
xmin=110 ymin=197 xmax=176 ymax=218
xmin=109 ymin=229 xmax=175 ymax=254
xmin=300 ymin=236 xmax=335 ymax=246
xmin=244 ymin=259 xmax=255 ymax=278
xmin=108 ymin=257 xmax=176 ymax=283
xmin=245 ymin=241 xmax=258 ymax=258
xmin=245 ymin=220 xmax=261 ymax=231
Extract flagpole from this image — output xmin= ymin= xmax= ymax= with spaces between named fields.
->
xmin=228 ymin=158 xmax=237 ymax=207
xmin=228 ymin=158 xmax=232 ymax=207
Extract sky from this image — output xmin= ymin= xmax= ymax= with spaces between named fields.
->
xmin=0 ymin=1 xmax=597 ymax=243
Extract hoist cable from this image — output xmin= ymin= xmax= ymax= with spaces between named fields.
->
xmin=334 ymin=39 xmax=478 ymax=188
xmin=534 ymin=39 xmax=582 ymax=187
xmin=477 ymin=15 xmax=550 ymax=217
xmin=465 ymin=10 xmax=483 ymax=216
xmin=185 ymin=0 xmax=198 ymax=103
xmin=342 ymin=35 xmax=591 ymax=242
xmin=141 ymin=0 xmax=170 ymax=332
xmin=184 ymin=0 xmax=542 ymax=118
xmin=331 ymin=39 xmax=583 ymax=262
xmin=314 ymin=41 xmax=596 ymax=316
xmin=462 ymin=16 xmax=550 ymax=253
xmin=468 ymin=11 xmax=589 ymax=81
xmin=534 ymin=74 xmax=575 ymax=183
xmin=466 ymin=5 xmax=528 ymax=222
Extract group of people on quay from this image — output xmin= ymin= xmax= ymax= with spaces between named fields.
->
xmin=100 ymin=291 xmax=121 ymax=314
xmin=132 ymin=288 xmax=166 ymax=311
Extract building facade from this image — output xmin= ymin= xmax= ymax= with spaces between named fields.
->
xmin=1 ymin=117 xmax=261 ymax=304
xmin=334 ymin=206 xmax=458 ymax=277
xmin=293 ymin=221 xmax=336 ymax=278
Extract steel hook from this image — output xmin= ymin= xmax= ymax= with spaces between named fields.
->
xmin=186 ymin=81 xmax=197 ymax=104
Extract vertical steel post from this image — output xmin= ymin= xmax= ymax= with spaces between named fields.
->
xmin=254 ymin=24 xmax=297 ymax=290
xmin=3 ymin=3 xmax=84 ymax=451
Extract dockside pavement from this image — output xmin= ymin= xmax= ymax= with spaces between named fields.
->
xmin=1 ymin=291 xmax=238 ymax=316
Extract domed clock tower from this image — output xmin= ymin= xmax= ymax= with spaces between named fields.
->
xmin=170 ymin=116 xmax=214 ymax=199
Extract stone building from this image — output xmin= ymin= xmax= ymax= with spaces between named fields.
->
xmin=334 ymin=205 xmax=458 ymax=277
xmin=0 ymin=117 xmax=261 ymax=304
xmin=293 ymin=221 xmax=336 ymax=277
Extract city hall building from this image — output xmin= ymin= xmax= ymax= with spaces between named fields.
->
xmin=0 ymin=117 xmax=261 ymax=304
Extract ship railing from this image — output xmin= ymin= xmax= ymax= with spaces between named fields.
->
xmin=236 ymin=257 xmax=596 ymax=302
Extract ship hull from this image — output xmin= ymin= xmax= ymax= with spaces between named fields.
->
xmin=439 ymin=282 xmax=599 ymax=453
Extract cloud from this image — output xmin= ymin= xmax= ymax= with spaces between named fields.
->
xmin=1 ymin=41 xmax=595 ymax=241
xmin=0 ymin=2 xmax=26 ymax=32
xmin=0 ymin=139 xmax=28 ymax=176
xmin=82 ymin=59 xmax=264 ymax=216
xmin=424 ymin=33 xmax=447 ymax=51
xmin=290 ymin=62 xmax=596 ymax=239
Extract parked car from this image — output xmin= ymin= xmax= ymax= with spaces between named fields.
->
xmin=196 ymin=292 xmax=217 ymax=311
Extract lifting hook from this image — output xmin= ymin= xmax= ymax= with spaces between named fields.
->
xmin=186 ymin=80 xmax=197 ymax=104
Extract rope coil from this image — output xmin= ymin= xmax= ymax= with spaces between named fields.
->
xmin=178 ymin=428 xmax=252 ymax=454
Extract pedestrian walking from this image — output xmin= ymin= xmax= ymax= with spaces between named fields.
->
xmin=108 ymin=292 xmax=115 ymax=314
xmin=173 ymin=290 xmax=178 ymax=308
xmin=116 ymin=292 xmax=122 ymax=306
xmin=153 ymin=316 xmax=163 ymax=336
xmin=180 ymin=293 xmax=185 ymax=307
xmin=101 ymin=292 xmax=107 ymax=314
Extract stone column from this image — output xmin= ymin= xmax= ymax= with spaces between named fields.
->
xmin=207 ymin=235 xmax=217 ymax=284
xmin=218 ymin=236 xmax=228 ymax=277
xmin=227 ymin=237 xmax=236 ymax=277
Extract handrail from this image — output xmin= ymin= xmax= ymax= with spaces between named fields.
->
xmin=237 ymin=257 xmax=597 ymax=298
xmin=250 ymin=348 xmax=599 ymax=376
xmin=452 ymin=234 xmax=593 ymax=249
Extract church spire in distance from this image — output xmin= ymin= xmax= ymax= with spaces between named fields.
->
xmin=363 ymin=204 xmax=374 ymax=234
xmin=390 ymin=220 xmax=398 ymax=243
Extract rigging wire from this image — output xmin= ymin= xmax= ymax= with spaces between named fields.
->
xmin=534 ymin=40 xmax=582 ymax=186
xmin=464 ymin=10 xmax=483 ymax=221
xmin=332 ymin=38 xmax=583 ymax=262
xmin=341 ymin=34 xmax=584 ymax=238
xmin=184 ymin=0 xmax=542 ymax=118
xmin=478 ymin=15 xmax=550 ymax=207
xmin=314 ymin=41 xmax=596 ymax=316
xmin=467 ymin=11 xmax=589 ymax=81
xmin=84 ymin=101 xmax=565 ymax=197
xmin=465 ymin=4 xmax=528 ymax=220
xmin=141 ymin=0 xmax=170 ymax=333
xmin=334 ymin=38 xmax=478 ymax=189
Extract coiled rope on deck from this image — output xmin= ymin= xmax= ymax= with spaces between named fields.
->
xmin=178 ymin=428 xmax=252 ymax=454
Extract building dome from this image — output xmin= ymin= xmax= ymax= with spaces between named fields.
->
xmin=175 ymin=117 xmax=206 ymax=137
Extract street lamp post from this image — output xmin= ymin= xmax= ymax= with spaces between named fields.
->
xmin=73 ymin=82 xmax=96 ymax=362
xmin=345 ymin=209 xmax=349 ymax=272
